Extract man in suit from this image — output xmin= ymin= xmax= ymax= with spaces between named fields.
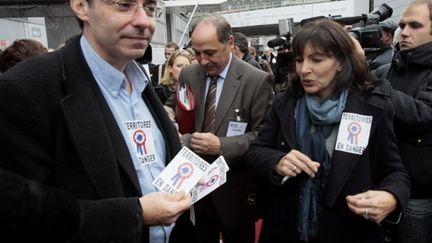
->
xmin=0 ymin=0 xmax=194 ymax=242
xmin=178 ymin=15 xmax=273 ymax=243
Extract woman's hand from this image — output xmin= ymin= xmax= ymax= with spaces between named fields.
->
xmin=274 ymin=149 xmax=320 ymax=179
xmin=346 ymin=190 xmax=397 ymax=224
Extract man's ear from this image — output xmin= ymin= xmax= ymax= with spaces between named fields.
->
xmin=382 ymin=31 xmax=392 ymax=42
xmin=70 ymin=0 xmax=90 ymax=24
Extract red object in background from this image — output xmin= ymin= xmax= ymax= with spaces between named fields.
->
xmin=176 ymin=83 xmax=196 ymax=134
xmin=218 ymin=219 xmax=263 ymax=243
xmin=255 ymin=218 xmax=263 ymax=243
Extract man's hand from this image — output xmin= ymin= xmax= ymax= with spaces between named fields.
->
xmin=190 ymin=132 xmax=221 ymax=155
xmin=139 ymin=191 xmax=192 ymax=226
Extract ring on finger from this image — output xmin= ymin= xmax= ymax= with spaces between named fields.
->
xmin=363 ymin=208 xmax=369 ymax=219
xmin=292 ymin=166 xmax=297 ymax=172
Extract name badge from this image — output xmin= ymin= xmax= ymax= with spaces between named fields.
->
xmin=335 ymin=112 xmax=372 ymax=155
xmin=125 ymin=120 xmax=159 ymax=165
xmin=226 ymin=109 xmax=248 ymax=137
xmin=226 ymin=121 xmax=248 ymax=137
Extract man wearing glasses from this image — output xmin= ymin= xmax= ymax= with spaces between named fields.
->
xmin=0 ymin=0 xmax=196 ymax=243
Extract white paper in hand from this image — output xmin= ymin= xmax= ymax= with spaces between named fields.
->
xmin=153 ymin=147 xmax=209 ymax=193
xmin=191 ymin=156 xmax=229 ymax=203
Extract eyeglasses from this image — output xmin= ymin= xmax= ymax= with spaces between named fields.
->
xmin=100 ymin=0 xmax=164 ymax=18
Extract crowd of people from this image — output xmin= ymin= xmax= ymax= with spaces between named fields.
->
xmin=0 ymin=0 xmax=431 ymax=243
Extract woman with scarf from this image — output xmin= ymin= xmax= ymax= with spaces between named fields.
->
xmin=246 ymin=19 xmax=410 ymax=243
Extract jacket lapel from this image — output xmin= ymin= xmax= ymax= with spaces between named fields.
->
xmin=322 ymin=91 xmax=384 ymax=207
xmin=192 ymin=68 xmax=207 ymax=132
xmin=59 ymin=38 xmax=133 ymax=197
xmin=96 ymin=87 xmax=141 ymax=195
xmin=61 ymin=81 xmax=124 ymax=198
xmin=278 ymin=96 xmax=298 ymax=150
xmin=142 ymin=83 xmax=181 ymax=162
xmin=214 ymin=57 xmax=241 ymax=132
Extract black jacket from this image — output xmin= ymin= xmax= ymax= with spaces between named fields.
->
xmin=0 ymin=169 xmax=81 ymax=242
xmin=376 ymin=41 xmax=432 ymax=198
xmin=0 ymin=37 xmax=194 ymax=243
xmin=246 ymin=89 xmax=410 ymax=243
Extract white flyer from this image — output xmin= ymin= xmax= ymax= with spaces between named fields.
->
xmin=191 ymin=156 xmax=229 ymax=203
xmin=152 ymin=147 xmax=209 ymax=193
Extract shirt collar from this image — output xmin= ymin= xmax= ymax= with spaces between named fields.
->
xmin=80 ymin=36 xmax=148 ymax=96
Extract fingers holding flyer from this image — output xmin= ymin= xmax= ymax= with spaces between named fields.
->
xmin=152 ymin=147 xmax=229 ymax=203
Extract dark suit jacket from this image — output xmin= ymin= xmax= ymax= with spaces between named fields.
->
xmin=179 ymin=55 xmax=273 ymax=227
xmin=246 ymin=89 xmax=410 ymax=243
xmin=0 ymin=37 xmax=194 ymax=243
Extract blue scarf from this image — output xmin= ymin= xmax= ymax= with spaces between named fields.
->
xmin=295 ymin=90 xmax=348 ymax=242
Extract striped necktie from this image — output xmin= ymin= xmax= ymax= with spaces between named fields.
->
xmin=203 ymin=75 xmax=219 ymax=132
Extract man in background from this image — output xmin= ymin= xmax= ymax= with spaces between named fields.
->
xmin=369 ymin=19 xmax=398 ymax=70
xmin=179 ymin=15 xmax=273 ymax=243
xmin=261 ymin=46 xmax=277 ymax=73
xmin=232 ymin=32 xmax=261 ymax=69
xmin=374 ymin=1 xmax=432 ymax=242
xmin=249 ymin=46 xmax=273 ymax=76
xmin=148 ymin=42 xmax=179 ymax=86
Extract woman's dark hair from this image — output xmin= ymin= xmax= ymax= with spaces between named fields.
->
xmin=288 ymin=19 xmax=373 ymax=97
xmin=0 ymin=39 xmax=48 ymax=73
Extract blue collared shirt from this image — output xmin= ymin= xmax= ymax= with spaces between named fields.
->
xmin=80 ymin=36 xmax=172 ymax=243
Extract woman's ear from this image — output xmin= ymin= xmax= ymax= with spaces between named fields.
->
xmin=337 ymin=65 xmax=342 ymax=72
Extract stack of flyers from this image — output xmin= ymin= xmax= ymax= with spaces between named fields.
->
xmin=152 ymin=147 xmax=229 ymax=204
xmin=152 ymin=147 xmax=209 ymax=194
xmin=191 ymin=156 xmax=229 ymax=203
